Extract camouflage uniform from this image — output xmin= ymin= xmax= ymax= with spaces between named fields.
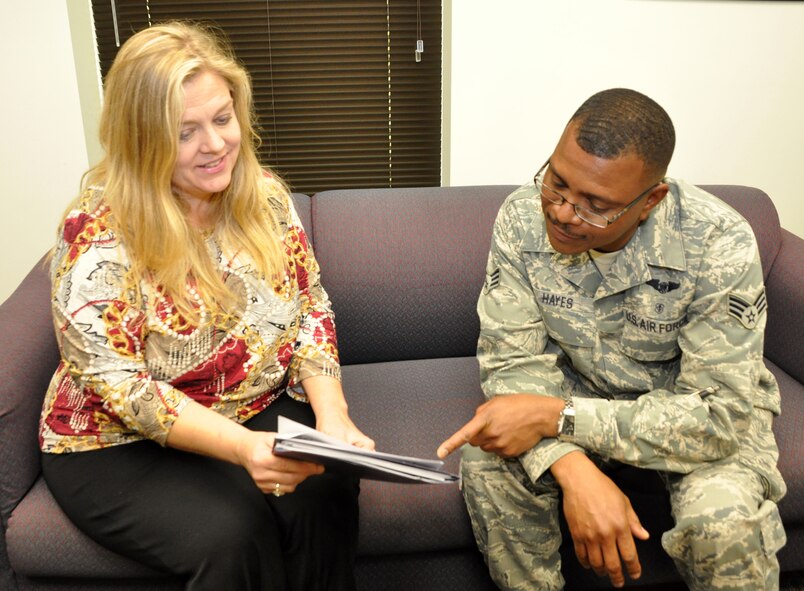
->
xmin=461 ymin=179 xmax=787 ymax=590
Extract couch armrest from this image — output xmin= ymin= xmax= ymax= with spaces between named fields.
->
xmin=0 ymin=256 xmax=59 ymax=525
xmin=764 ymin=228 xmax=804 ymax=384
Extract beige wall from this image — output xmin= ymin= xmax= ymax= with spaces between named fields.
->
xmin=447 ymin=0 xmax=804 ymax=240
xmin=1 ymin=1 xmax=90 ymax=304
xmin=2 ymin=0 xmax=803 ymax=304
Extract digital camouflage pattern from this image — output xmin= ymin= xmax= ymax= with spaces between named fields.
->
xmin=462 ymin=178 xmax=787 ymax=590
xmin=662 ymin=457 xmax=786 ymax=590
xmin=462 ymin=446 xmax=567 ymax=591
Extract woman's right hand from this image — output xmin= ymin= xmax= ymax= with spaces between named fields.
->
xmin=166 ymin=400 xmax=323 ymax=494
xmin=236 ymin=430 xmax=324 ymax=494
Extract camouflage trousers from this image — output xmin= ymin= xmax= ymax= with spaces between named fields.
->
xmin=460 ymin=446 xmax=786 ymax=591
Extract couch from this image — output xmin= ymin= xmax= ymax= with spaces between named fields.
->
xmin=1 ymin=184 xmax=802 ymax=590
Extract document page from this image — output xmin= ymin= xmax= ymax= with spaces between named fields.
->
xmin=273 ymin=416 xmax=458 ymax=484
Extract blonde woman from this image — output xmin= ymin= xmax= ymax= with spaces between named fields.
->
xmin=39 ymin=21 xmax=373 ymax=590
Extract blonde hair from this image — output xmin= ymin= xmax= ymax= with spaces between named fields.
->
xmin=77 ymin=21 xmax=287 ymax=319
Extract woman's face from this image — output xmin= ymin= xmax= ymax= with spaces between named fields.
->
xmin=172 ymin=70 xmax=241 ymax=203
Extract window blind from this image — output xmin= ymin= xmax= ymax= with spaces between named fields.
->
xmin=91 ymin=1 xmax=442 ymax=194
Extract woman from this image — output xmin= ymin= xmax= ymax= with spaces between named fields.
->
xmin=39 ymin=21 xmax=373 ymax=591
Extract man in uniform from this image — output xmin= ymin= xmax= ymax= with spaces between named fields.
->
xmin=438 ymin=88 xmax=786 ymax=590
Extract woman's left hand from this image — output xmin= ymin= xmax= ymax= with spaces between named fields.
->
xmin=317 ymin=411 xmax=376 ymax=450
xmin=302 ymin=375 xmax=376 ymax=450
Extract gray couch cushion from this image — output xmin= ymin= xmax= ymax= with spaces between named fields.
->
xmin=312 ymin=186 xmax=515 ymax=365
xmin=7 ymin=479 xmax=164 ymax=579
xmin=0 ymin=258 xmax=59 ymax=524
xmin=765 ymin=358 xmax=804 ymax=525
xmin=341 ymin=357 xmax=483 ymax=555
xmin=763 ymin=229 xmax=804 ymax=384
xmin=290 ymin=192 xmax=312 ymax=239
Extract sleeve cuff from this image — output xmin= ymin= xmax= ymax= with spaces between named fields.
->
xmin=571 ymin=396 xmax=617 ymax=457
xmin=295 ymin=361 xmax=342 ymax=385
xmin=519 ymin=438 xmax=586 ymax=482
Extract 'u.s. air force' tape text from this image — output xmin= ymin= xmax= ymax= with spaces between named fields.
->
xmin=625 ymin=310 xmax=687 ymax=333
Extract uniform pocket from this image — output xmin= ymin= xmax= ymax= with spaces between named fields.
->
xmin=621 ymin=290 xmax=687 ymax=361
xmin=756 ymin=500 xmax=786 ymax=558
xmin=535 ymin=290 xmax=594 ymax=348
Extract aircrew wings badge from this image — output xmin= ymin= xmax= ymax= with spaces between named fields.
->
xmin=728 ymin=289 xmax=767 ymax=329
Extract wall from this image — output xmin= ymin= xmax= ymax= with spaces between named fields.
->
xmin=2 ymin=0 xmax=803 ymax=303
xmin=447 ymin=0 xmax=804 ymax=241
xmin=0 ymin=2 xmax=90 ymax=303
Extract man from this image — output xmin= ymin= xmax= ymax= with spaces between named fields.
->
xmin=438 ymin=88 xmax=786 ymax=590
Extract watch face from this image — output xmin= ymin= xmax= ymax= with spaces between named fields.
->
xmin=561 ymin=410 xmax=575 ymax=438
xmin=564 ymin=419 xmax=575 ymax=437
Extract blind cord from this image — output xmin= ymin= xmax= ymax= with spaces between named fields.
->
xmin=110 ymin=0 xmax=120 ymax=47
xmin=387 ymin=0 xmax=393 ymax=187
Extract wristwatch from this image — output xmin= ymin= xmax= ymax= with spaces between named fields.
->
xmin=556 ymin=397 xmax=576 ymax=441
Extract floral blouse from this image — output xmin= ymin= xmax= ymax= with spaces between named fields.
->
xmin=40 ymin=184 xmax=340 ymax=453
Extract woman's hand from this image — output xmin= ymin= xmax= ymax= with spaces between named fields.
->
xmin=235 ymin=429 xmax=324 ymax=495
xmin=316 ymin=411 xmax=376 ymax=450
xmin=303 ymin=375 xmax=376 ymax=450
xmin=167 ymin=399 xmax=323 ymax=495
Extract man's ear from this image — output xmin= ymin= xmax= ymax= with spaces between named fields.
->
xmin=638 ymin=183 xmax=670 ymax=221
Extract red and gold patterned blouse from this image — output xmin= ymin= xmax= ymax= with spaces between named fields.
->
xmin=40 ymin=184 xmax=339 ymax=453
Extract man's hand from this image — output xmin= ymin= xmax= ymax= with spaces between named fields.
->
xmin=551 ymin=452 xmax=650 ymax=588
xmin=437 ymin=394 xmax=564 ymax=459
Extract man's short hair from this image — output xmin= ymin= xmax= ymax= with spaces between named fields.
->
xmin=569 ymin=88 xmax=675 ymax=178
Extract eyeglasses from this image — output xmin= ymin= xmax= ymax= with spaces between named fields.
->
xmin=534 ymin=160 xmax=662 ymax=229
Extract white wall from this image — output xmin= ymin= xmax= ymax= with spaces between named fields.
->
xmin=448 ymin=0 xmax=804 ymax=240
xmin=2 ymin=0 xmax=803 ymax=304
xmin=1 ymin=2 xmax=89 ymax=303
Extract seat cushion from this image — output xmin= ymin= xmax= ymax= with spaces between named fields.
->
xmin=6 ymin=478 xmax=164 ymax=579
xmin=341 ymin=357 xmax=485 ymax=555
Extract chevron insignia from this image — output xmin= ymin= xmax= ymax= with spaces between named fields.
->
xmin=728 ymin=289 xmax=767 ymax=329
xmin=484 ymin=267 xmax=501 ymax=294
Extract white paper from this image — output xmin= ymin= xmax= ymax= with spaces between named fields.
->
xmin=273 ymin=416 xmax=458 ymax=484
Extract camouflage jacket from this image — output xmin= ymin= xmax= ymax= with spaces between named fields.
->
xmin=478 ymin=178 xmax=785 ymax=501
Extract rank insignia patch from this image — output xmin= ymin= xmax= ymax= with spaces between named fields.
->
xmin=484 ymin=267 xmax=500 ymax=294
xmin=728 ymin=289 xmax=766 ymax=329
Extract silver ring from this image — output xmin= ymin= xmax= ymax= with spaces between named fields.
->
xmin=273 ymin=482 xmax=284 ymax=498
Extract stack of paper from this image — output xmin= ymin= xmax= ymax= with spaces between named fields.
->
xmin=273 ymin=416 xmax=458 ymax=484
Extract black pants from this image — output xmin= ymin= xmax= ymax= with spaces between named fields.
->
xmin=42 ymin=394 xmax=360 ymax=591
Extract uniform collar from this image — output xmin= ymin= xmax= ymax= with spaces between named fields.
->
xmin=635 ymin=179 xmax=687 ymax=272
xmin=523 ymin=179 xmax=688 ymax=296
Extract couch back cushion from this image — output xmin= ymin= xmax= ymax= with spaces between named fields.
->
xmin=311 ymin=186 xmax=515 ymax=365
xmin=290 ymin=193 xmax=312 ymax=241
xmin=0 ymin=257 xmax=60 ymax=523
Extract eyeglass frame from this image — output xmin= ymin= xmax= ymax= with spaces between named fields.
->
xmin=534 ymin=160 xmax=663 ymax=229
